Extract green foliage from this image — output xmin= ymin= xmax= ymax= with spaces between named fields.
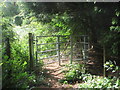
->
xmin=104 ymin=60 xmax=120 ymax=77
xmin=1 ymin=16 xmax=44 ymax=88
xmin=2 ymin=2 xmax=20 ymax=17
xmin=21 ymin=3 xmax=120 ymax=64
xmin=79 ymin=75 xmax=120 ymax=88
xmin=2 ymin=17 xmax=15 ymax=40
xmin=14 ymin=14 xmax=71 ymax=60
xmin=2 ymin=35 xmax=44 ymax=88
xmin=59 ymin=63 xmax=86 ymax=83
xmin=2 ymin=39 xmax=29 ymax=88
xmin=101 ymin=8 xmax=120 ymax=60
xmin=102 ymin=31 xmax=120 ymax=57
xmin=14 ymin=16 xmax=23 ymax=26
xmin=49 ymin=13 xmax=71 ymax=35
xmin=110 ymin=10 xmax=120 ymax=32
xmin=2 ymin=2 xmax=120 ymax=88
xmin=64 ymin=69 xmax=82 ymax=82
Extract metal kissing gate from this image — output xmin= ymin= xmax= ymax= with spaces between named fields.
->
xmin=29 ymin=33 xmax=90 ymax=68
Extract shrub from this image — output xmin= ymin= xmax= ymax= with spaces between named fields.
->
xmin=79 ymin=76 xmax=120 ymax=88
xmin=104 ymin=60 xmax=120 ymax=80
xmin=2 ymin=40 xmax=44 ymax=88
xmin=59 ymin=63 xmax=86 ymax=83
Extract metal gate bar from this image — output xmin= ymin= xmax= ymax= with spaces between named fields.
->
xmin=35 ymin=35 xmax=89 ymax=65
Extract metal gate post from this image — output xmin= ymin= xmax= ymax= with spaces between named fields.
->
xmin=29 ymin=33 xmax=34 ymax=72
xmin=70 ymin=35 xmax=73 ymax=64
xmin=57 ymin=36 xmax=60 ymax=65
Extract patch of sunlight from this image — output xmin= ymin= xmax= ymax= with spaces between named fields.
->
xmin=13 ymin=25 xmax=36 ymax=39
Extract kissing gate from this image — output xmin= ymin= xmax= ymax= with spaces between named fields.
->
xmin=29 ymin=33 xmax=90 ymax=70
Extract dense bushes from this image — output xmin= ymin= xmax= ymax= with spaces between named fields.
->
xmin=60 ymin=63 xmax=120 ymax=88
xmin=2 ymin=38 xmax=36 ymax=88
xmin=3 ymin=41 xmax=27 ymax=88
xmin=1 ymin=16 xmax=44 ymax=88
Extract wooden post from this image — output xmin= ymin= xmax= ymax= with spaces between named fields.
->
xmin=57 ymin=36 xmax=60 ymax=65
xmin=88 ymin=36 xmax=90 ymax=50
xmin=70 ymin=35 xmax=73 ymax=64
xmin=87 ymin=36 xmax=90 ymax=60
xmin=103 ymin=45 xmax=106 ymax=77
xmin=29 ymin=33 xmax=34 ymax=72
xmin=0 ymin=33 xmax=1 ymax=89
xmin=36 ymin=38 xmax=38 ymax=66
xmin=83 ymin=36 xmax=86 ymax=60
xmin=35 ymin=36 xmax=38 ymax=67
xmin=5 ymin=38 xmax=11 ymax=59
xmin=5 ymin=38 xmax=12 ymax=80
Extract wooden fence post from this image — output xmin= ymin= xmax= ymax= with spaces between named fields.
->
xmin=70 ymin=35 xmax=73 ymax=64
xmin=29 ymin=33 xmax=34 ymax=72
xmin=103 ymin=45 xmax=106 ymax=77
xmin=5 ymin=38 xmax=12 ymax=80
xmin=36 ymin=37 xmax=38 ymax=66
xmin=83 ymin=36 xmax=86 ymax=60
xmin=57 ymin=36 xmax=60 ymax=65
xmin=5 ymin=38 xmax=11 ymax=59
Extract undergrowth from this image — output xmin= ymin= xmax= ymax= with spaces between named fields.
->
xmin=2 ymin=39 xmax=45 ymax=88
xmin=59 ymin=63 xmax=86 ymax=84
xmin=79 ymin=75 xmax=120 ymax=88
xmin=59 ymin=62 xmax=120 ymax=89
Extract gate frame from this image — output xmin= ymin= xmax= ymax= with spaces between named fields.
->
xmin=28 ymin=33 xmax=110 ymax=77
xmin=35 ymin=35 xmax=89 ymax=65
xmin=29 ymin=33 xmax=89 ymax=67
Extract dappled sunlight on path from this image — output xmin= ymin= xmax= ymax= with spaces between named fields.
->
xmin=36 ymin=60 xmax=79 ymax=88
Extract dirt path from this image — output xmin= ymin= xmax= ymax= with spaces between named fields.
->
xmin=36 ymin=60 xmax=79 ymax=89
